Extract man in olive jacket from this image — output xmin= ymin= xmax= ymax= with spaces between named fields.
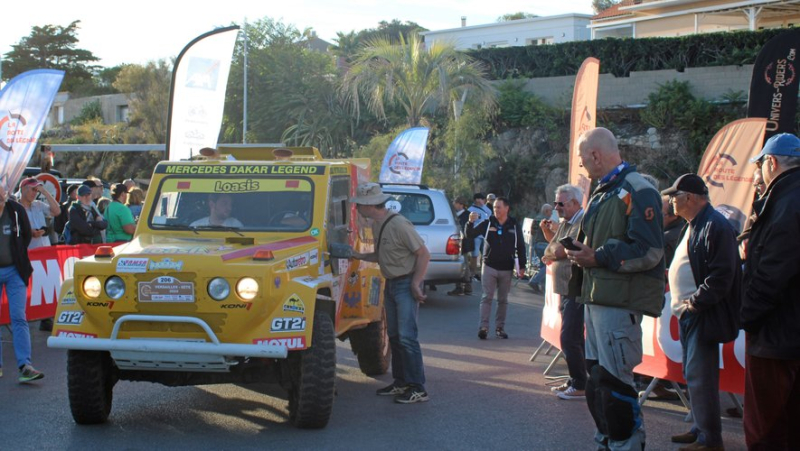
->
xmin=741 ymin=133 xmax=800 ymax=449
xmin=567 ymin=128 xmax=665 ymax=450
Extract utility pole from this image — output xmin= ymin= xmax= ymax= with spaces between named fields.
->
xmin=243 ymin=18 xmax=248 ymax=144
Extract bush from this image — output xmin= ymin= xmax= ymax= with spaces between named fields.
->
xmin=469 ymin=28 xmax=787 ymax=79
xmin=71 ymin=100 xmax=103 ymax=125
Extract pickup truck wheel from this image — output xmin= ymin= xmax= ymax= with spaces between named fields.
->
xmin=287 ymin=310 xmax=336 ymax=428
xmin=67 ymin=350 xmax=117 ymax=424
xmin=348 ymin=309 xmax=390 ymax=376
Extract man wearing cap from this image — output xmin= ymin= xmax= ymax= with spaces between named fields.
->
xmin=662 ymin=174 xmax=741 ymax=451
xmin=740 ymin=133 xmax=800 ymax=449
xmin=18 ymin=177 xmax=60 ymax=249
xmin=68 ymin=185 xmax=107 ymax=244
xmin=0 ymin=183 xmax=45 ymax=382
xmin=106 ymin=183 xmax=136 ymax=242
xmin=350 ymin=183 xmax=431 ymax=404
xmin=567 ymin=128 xmax=664 ymax=450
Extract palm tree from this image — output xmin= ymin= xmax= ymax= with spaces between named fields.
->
xmin=340 ymin=33 xmax=496 ymax=128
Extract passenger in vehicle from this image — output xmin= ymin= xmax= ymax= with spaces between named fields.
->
xmin=190 ymin=193 xmax=243 ymax=227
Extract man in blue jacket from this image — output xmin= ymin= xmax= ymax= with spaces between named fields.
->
xmin=567 ymin=128 xmax=665 ymax=450
xmin=741 ymin=133 xmax=800 ymax=449
xmin=467 ymin=197 xmax=526 ymax=339
xmin=663 ymin=174 xmax=740 ymax=451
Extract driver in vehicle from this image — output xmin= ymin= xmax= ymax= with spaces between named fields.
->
xmin=190 ymin=193 xmax=243 ymax=227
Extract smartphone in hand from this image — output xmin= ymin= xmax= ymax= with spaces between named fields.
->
xmin=559 ymin=236 xmax=582 ymax=251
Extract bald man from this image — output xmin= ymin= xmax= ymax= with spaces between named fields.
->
xmin=566 ymin=128 xmax=665 ymax=450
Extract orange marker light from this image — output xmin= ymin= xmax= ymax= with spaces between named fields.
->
xmin=95 ymin=246 xmax=115 ymax=258
xmin=254 ymin=250 xmax=274 ymax=261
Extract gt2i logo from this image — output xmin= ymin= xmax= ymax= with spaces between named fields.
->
xmin=271 ymin=317 xmax=307 ymax=332
xmin=57 ymin=311 xmax=85 ymax=325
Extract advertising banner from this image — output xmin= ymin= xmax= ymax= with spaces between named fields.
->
xmin=568 ymin=57 xmax=599 ymax=207
xmin=697 ymin=118 xmax=767 ymax=233
xmin=378 ymin=127 xmax=430 ymax=185
xmin=746 ymin=28 xmax=799 ymax=144
xmin=0 ymin=69 xmax=64 ymax=191
xmin=166 ymin=26 xmax=239 ymax=162
xmin=0 ymin=244 xmax=103 ymax=325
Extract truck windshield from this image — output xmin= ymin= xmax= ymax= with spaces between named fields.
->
xmin=148 ymin=177 xmax=314 ymax=232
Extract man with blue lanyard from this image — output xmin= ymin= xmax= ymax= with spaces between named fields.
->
xmin=567 ymin=128 xmax=665 ymax=450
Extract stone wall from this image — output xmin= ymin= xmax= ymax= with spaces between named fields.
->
xmin=521 ymin=64 xmax=754 ymax=108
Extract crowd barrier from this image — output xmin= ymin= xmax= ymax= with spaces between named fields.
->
xmin=0 ymin=244 xmax=104 ymax=325
xmin=539 ymin=270 xmax=745 ymax=394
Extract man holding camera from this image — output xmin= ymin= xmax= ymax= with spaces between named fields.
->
xmin=540 ymin=184 xmax=586 ymax=400
xmin=18 ymin=178 xmax=59 ymax=249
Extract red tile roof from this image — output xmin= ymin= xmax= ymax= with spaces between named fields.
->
xmin=592 ymin=0 xmax=637 ymax=20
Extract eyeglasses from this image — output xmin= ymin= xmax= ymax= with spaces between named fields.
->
xmin=553 ymin=201 xmax=566 ymax=207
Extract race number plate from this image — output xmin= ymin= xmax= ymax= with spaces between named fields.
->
xmin=138 ymin=276 xmax=195 ymax=302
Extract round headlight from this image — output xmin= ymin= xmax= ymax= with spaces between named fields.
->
xmin=208 ymin=278 xmax=230 ymax=301
xmin=83 ymin=276 xmax=101 ymax=298
xmin=236 ymin=277 xmax=259 ymax=301
xmin=105 ymin=276 xmax=126 ymax=300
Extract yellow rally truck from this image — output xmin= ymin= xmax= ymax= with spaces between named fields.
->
xmin=48 ymin=147 xmax=389 ymax=429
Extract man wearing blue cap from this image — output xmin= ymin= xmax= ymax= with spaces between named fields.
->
xmin=741 ymin=133 xmax=800 ymax=449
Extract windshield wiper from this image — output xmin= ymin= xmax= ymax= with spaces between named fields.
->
xmin=194 ymin=225 xmax=244 ymax=236
xmin=161 ymin=223 xmax=199 ymax=234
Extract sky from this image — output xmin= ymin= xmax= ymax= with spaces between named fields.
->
xmin=0 ymin=0 xmax=594 ymax=68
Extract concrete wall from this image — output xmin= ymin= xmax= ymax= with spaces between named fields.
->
xmin=520 ymin=64 xmax=754 ymax=108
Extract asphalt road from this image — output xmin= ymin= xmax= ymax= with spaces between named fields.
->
xmin=1 ymin=280 xmax=746 ymax=450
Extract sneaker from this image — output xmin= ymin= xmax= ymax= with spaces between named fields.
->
xmin=18 ymin=364 xmax=44 ymax=383
xmin=463 ymin=287 xmax=473 ymax=295
xmin=557 ymin=386 xmax=585 ymax=400
xmin=550 ymin=381 xmax=571 ymax=393
xmin=529 ymin=283 xmax=542 ymax=294
xmin=496 ymin=328 xmax=508 ymax=339
xmin=671 ymin=431 xmax=698 ymax=444
xmin=377 ymin=383 xmax=408 ymax=396
xmin=447 ymin=287 xmax=464 ymax=296
xmin=478 ymin=328 xmax=488 ymax=340
xmin=394 ymin=387 xmax=429 ymax=404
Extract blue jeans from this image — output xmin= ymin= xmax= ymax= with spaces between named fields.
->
xmin=680 ymin=312 xmax=723 ymax=447
xmin=0 ymin=265 xmax=32 ymax=369
xmin=529 ymin=242 xmax=548 ymax=287
xmin=384 ymin=277 xmax=426 ymax=390
xmin=471 ymin=236 xmax=484 ymax=258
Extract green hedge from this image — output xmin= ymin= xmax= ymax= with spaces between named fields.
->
xmin=468 ymin=28 xmax=786 ymax=79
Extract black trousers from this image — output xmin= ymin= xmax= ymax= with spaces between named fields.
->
xmin=560 ymin=296 xmax=587 ymax=390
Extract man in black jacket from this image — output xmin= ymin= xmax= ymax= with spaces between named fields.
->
xmin=466 ymin=197 xmax=526 ymax=339
xmin=662 ymin=174 xmax=740 ymax=451
xmin=741 ymin=133 xmax=800 ymax=449
xmin=68 ymin=185 xmax=107 ymax=244
xmin=0 ymin=184 xmax=44 ymax=382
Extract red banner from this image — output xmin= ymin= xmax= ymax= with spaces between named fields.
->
xmin=0 ymin=244 xmax=103 ymax=325
xmin=541 ymin=271 xmax=745 ymax=394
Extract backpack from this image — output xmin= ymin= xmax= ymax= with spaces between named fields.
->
xmin=61 ymin=221 xmax=71 ymax=245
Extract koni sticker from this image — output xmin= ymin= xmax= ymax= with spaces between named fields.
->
xmin=270 ymin=317 xmax=307 ymax=332
xmin=56 ymin=311 xmax=85 ymax=325
xmin=116 ymin=258 xmax=149 ymax=273
xmin=283 ymin=295 xmax=306 ymax=314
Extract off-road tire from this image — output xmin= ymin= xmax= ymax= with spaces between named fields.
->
xmin=348 ymin=309 xmax=390 ymax=376
xmin=288 ymin=310 xmax=336 ymax=429
xmin=67 ymin=350 xmax=117 ymax=424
